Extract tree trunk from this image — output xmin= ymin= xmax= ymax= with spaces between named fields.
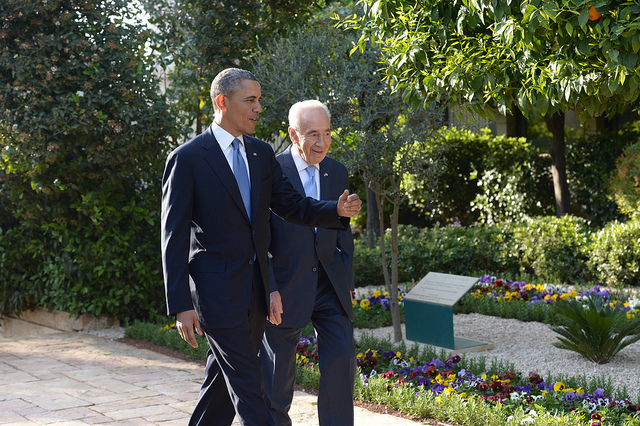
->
xmin=544 ymin=112 xmax=570 ymax=216
xmin=389 ymin=203 xmax=402 ymax=343
xmin=375 ymin=192 xmax=390 ymax=291
xmin=366 ymin=186 xmax=380 ymax=247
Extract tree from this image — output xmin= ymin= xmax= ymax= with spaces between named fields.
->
xmin=253 ymin=19 xmax=444 ymax=341
xmin=0 ymin=0 xmax=175 ymax=321
xmin=142 ymin=0 xmax=319 ymax=140
xmin=346 ymin=0 xmax=640 ymax=216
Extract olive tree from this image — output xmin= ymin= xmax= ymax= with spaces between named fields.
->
xmin=253 ymin=19 xmax=444 ymax=341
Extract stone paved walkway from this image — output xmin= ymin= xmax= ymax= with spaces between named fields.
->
xmin=0 ymin=331 xmax=421 ymax=425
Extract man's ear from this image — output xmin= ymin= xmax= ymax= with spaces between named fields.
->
xmin=288 ymin=127 xmax=299 ymax=145
xmin=215 ymin=94 xmax=226 ymax=112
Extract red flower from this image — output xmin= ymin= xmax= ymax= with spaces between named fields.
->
xmin=426 ymin=365 xmax=439 ymax=378
xmin=528 ymin=372 xmax=543 ymax=385
xmin=476 ymin=381 xmax=488 ymax=392
xmin=591 ymin=413 xmax=603 ymax=420
xmin=489 ymin=380 xmax=503 ymax=391
xmin=502 ymin=371 xmax=516 ymax=381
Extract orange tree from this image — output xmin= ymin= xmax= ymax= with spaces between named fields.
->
xmin=0 ymin=0 xmax=176 ymax=321
xmin=345 ymin=0 xmax=640 ymax=216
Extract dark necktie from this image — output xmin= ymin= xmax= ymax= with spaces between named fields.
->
xmin=232 ymin=138 xmax=251 ymax=220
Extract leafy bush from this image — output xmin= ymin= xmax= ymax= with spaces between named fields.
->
xmin=589 ymin=220 xmax=640 ymax=288
xmin=508 ymin=216 xmax=592 ymax=285
xmin=610 ymin=140 xmax=640 ymax=219
xmin=567 ymin=121 xmax=640 ymax=226
xmin=0 ymin=1 xmax=175 ymax=321
xmin=408 ymin=127 xmax=553 ymax=225
xmin=551 ymin=295 xmax=640 ymax=364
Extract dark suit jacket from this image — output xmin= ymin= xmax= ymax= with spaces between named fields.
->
xmin=268 ymin=146 xmax=354 ymax=329
xmin=161 ymin=127 xmax=348 ymax=329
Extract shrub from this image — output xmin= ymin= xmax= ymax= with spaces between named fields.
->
xmin=610 ymin=140 xmax=640 ymax=219
xmin=589 ymin=219 xmax=640 ymax=288
xmin=508 ymin=216 xmax=592 ymax=284
xmin=567 ymin=121 xmax=640 ymax=226
xmin=408 ymin=127 xmax=553 ymax=225
xmin=551 ymin=295 xmax=640 ymax=364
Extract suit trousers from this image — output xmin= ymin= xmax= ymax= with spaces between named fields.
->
xmin=261 ymin=265 xmax=356 ymax=426
xmin=190 ymin=263 xmax=273 ymax=426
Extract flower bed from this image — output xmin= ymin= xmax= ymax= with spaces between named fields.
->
xmin=296 ymin=335 xmax=640 ymax=425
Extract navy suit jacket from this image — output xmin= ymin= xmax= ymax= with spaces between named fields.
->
xmin=268 ymin=147 xmax=355 ymax=329
xmin=161 ymin=127 xmax=348 ymax=329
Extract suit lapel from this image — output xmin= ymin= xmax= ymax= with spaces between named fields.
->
xmin=202 ymin=127 xmax=250 ymax=223
xmin=281 ymin=147 xmax=305 ymax=196
xmin=245 ymin=136 xmax=260 ymax=222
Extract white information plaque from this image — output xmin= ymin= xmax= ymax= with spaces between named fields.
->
xmin=404 ymin=272 xmax=478 ymax=306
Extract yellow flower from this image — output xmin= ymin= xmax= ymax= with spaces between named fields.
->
xmin=560 ymin=293 xmax=570 ymax=300
xmin=373 ymin=290 xmax=382 ymax=297
xmin=409 ymin=357 xmax=414 ymax=362
xmin=397 ymin=295 xmax=402 ymax=301
xmin=396 ymin=351 xmax=402 ymax=358
xmin=444 ymin=386 xmax=456 ymax=396
xmin=383 ymin=291 xmax=389 ymax=296
xmin=576 ymin=387 xmax=584 ymax=395
xmin=554 ymin=382 xmax=566 ymax=392
xmin=627 ymin=312 xmax=636 ymax=320
xmin=526 ymin=284 xmax=532 ymax=291
xmin=360 ymin=299 xmax=371 ymax=310
xmin=352 ymin=299 xmax=357 ymax=308
xmin=460 ymin=392 xmax=467 ymax=398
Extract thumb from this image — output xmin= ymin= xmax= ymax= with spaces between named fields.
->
xmin=194 ymin=317 xmax=203 ymax=336
xmin=338 ymin=189 xmax=349 ymax=202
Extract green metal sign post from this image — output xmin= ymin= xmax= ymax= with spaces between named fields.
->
xmin=404 ymin=272 xmax=493 ymax=352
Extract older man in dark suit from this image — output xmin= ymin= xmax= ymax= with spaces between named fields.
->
xmin=260 ymin=100 xmax=356 ymax=426
xmin=161 ymin=69 xmax=361 ymax=426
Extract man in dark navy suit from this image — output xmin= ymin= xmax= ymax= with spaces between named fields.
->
xmin=260 ymin=100 xmax=356 ymax=425
xmin=160 ymin=69 xmax=361 ymax=426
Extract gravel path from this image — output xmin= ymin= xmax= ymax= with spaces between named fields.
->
xmin=354 ymin=313 xmax=640 ymax=403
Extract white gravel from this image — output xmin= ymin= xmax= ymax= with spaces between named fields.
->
xmin=354 ymin=313 xmax=640 ymax=403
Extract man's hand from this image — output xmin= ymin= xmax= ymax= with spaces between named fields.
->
xmin=337 ymin=190 xmax=362 ymax=218
xmin=176 ymin=309 xmax=202 ymax=348
xmin=268 ymin=291 xmax=283 ymax=325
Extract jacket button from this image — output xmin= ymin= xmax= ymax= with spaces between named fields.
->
xmin=312 ymin=267 xmax=317 ymax=272
xmin=248 ymin=260 xmax=254 ymax=265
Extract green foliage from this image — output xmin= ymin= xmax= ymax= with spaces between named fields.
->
xmin=611 ymin=140 xmax=640 ymax=219
xmin=408 ymin=127 xmax=553 ymax=226
xmin=508 ymin=216 xmax=593 ymax=284
xmin=353 ymin=224 xmax=520 ymax=287
xmin=143 ymin=0 xmax=319 ymax=138
xmin=125 ymin=320 xmax=209 ymax=360
xmin=567 ymin=121 xmax=640 ymax=225
xmin=347 ymin=0 xmax=640 ymax=121
xmin=0 ymin=0 xmax=175 ymax=321
xmin=454 ymin=294 xmax=560 ymax=325
xmin=551 ymin=295 xmax=640 ymax=364
xmin=589 ymin=219 xmax=640 ymax=288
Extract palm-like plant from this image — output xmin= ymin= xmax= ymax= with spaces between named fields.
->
xmin=551 ymin=295 xmax=640 ymax=364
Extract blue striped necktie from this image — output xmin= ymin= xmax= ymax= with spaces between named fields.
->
xmin=232 ymin=138 xmax=251 ymax=220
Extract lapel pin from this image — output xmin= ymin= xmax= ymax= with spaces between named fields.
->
xmin=253 ymin=153 xmax=257 ymax=156
xmin=323 ymin=173 xmax=328 ymax=177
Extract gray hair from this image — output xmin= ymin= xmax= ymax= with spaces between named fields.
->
xmin=210 ymin=68 xmax=259 ymax=111
xmin=288 ymin=100 xmax=331 ymax=131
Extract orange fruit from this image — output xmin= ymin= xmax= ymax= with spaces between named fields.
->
xmin=588 ymin=5 xmax=602 ymax=20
